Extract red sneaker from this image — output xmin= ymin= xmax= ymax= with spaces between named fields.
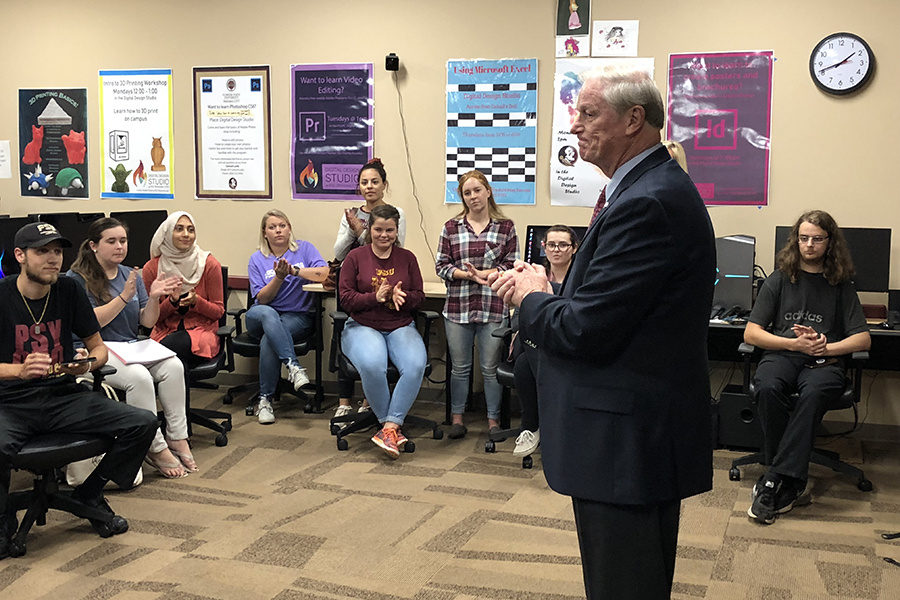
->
xmin=372 ymin=428 xmax=400 ymax=459
xmin=395 ymin=429 xmax=408 ymax=449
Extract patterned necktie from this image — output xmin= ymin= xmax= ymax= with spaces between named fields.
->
xmin=589 ymin=186 xmax=607 ymax=226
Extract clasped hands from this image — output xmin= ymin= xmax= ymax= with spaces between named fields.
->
xmin=376 ymin=279 xmax=407 ymax=310
xmin=487 ymin=260 xmax=552 ymax=307
xmin=793 ymin=324 xmax=828 ymax=356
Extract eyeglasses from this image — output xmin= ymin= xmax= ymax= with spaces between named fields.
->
xmin=543 ymin=242 xmax=572 ymax=251
xmin=798 ymin=235 xmax=829 ymax=245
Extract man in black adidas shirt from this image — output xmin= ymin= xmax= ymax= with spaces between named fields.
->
xmin=0 ymin=222 xmax=156 ymax=558
xmin=744 ymin=210 xmax=871 ymax=525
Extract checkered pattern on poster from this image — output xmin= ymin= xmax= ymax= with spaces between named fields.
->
xmin=446 ymin=60 xmax=538 ymax=205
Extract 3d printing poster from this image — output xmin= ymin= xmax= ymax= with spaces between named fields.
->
xmin=446 ymin=59 xmax=538 ymax=205
xmin=667 ymin=51 xmax=773 ymax=206
xmin=551 ymin=58 xmax=654 ymax=206
xmin=99 ymin=69 xmax=174 ymax=200
xmin=18 ymin=88 xmax=89 ymax=198
xmin=591 ymin=20 xmax=639 ymax=57
xmin=556 ymin=0 xmax=590 ymax=57
xmin=193 ymin=65 xmax=272 ymax=200
xmin=291 ymin=63 xmax=373 ymax=201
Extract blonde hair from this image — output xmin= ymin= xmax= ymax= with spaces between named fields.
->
xmin=662 ymin=140 xmax=688 ymax=173
xmin=455 ymin=170 xmax=508 ymax=220
xmin=258 ymin=209 xmax=298 ymax=256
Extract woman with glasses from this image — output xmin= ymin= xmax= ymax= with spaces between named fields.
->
xmin=513 ymin=225 xmax=580 ymax=457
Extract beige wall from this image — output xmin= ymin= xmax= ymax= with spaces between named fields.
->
xmin=2 ymin=1 xmax=899 ymax=423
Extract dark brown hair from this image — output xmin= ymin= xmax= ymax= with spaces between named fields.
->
xmin=364 ymin=204 xmax=401 ymax=245
xmin=70 ymin=217 xmax=127 ymax=304
xmin=776 ymin=210 xmax=854 ymax=285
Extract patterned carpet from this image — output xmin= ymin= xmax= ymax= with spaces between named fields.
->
xmin=3 ymin=389 xmax=900 ymax=600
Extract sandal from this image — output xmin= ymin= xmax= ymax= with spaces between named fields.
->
xmin=144 ymin=452 xmax=188 ymax=479
xmin=169 ymin=449 xmax=199 ymax=473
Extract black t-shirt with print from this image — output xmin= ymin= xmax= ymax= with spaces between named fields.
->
xmin=0 ymin=275 xmax=100 ymax=400
xmin=748 ymin=269 xmax=868 ymax=356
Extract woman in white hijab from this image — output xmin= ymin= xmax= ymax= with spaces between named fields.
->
xmin=143 ymin=212 xmax=224 ymax=468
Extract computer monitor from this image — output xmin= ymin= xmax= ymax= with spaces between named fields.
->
xmin=110 ymin=210 xmax=168 ymax=269
xmin=774 ymin=226 xmax=891 ymax=292
xmin=523 ymin=225 xmax=588 ymax=264
xmin=29 ymin=212 xmax=104 ymax=272
xmin=0 ymin=217 xmax=37 ymax=279
xmin=713 ymin=235 xmax=755 ymax=312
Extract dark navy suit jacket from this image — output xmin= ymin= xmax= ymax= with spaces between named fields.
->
xmin=519 ymin=146 xmax=716 ymax=505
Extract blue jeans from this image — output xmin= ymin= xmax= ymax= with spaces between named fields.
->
xmin=245 ymin=304 xmax=314 ymax=397
xmin=444 ymin=319 xmax=505 ymax=419
xmin=342 ymin=320 xmax=426 ymax=426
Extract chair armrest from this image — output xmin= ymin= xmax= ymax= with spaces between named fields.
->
xmin=738 ymin=342 xmax=756 ymax=355
xmin=217 ymin=324 xmax=235 ymax=338
xmin=227 ymin=307 xmax=247 ymax=336
xmin=91 ymin=364 xmax=117 ymax=392
xmin=328 ymin=311 xmax=349 ymax=373
xmin=851 ymin=351 xmax=869 ymax=362
xmin=492 ymin=326 xmax=512 ymax=339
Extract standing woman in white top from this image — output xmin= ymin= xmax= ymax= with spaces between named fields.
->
xmin=332 ymin=158 xmax=406 ymax=420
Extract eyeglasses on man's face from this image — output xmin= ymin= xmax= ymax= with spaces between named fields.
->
xmin=798 ymin=235 xmax=829 ymax=245
xmin=543 ymin=242 xmax=572 ymax=251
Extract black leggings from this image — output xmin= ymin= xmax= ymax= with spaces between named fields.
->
xmin=160 ymin=330 xmax=204 ymax=370
xmin=513 ymin=344 xmax=540 ymax=432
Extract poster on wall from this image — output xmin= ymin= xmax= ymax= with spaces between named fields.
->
xmin=446 ymin=58 xmax=538 ymax=205
xmin=99 ymin=69 xmax=174 ymax=200
xmin=551 ymin=58 xmax=654 ymax=206
xmin=18 ymin=88 xmax=89 ymax=198
xmin=667 ymin=51 xmax=774 ymax=206
xmin=290 ymin=63 xmax=373 ymax=201
xmin=193 ymin=65 xmax=272 ymax=200
xmin=591 ymin=20 xmax=639 ymax=57
xmin=556 ymin=0 xmax=590 ymax=57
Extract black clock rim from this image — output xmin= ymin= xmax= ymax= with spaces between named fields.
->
xmin=809 ymin=32 xmax=874 ymax=96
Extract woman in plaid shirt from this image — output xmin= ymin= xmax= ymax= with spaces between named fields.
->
xmin=436 ymin=170 xmax=519 ymax=439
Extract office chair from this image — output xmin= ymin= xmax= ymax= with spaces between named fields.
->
xmin=222 ymin=283 xmax=324 ymax=416
xmin=180 ymin=265 xmax=235 ymax=447
xmin=328 ymin=308 xmax=444 ymax=451
xmin=728 ymin=342 xmax=873 ymax=492
xmin=6 ymin=366 xmax=123 ymax=558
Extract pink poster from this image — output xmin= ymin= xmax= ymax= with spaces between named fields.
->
xmin=667 ymin=51 xmax=773 ymax=206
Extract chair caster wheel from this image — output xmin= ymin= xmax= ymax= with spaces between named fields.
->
xmin=858 ymin=478 xmax=873 ymax=492
xmin=729 ymin=467 xmax=741 ymax=481
xmin=330 ymin=424 xmax=341 ymax=436
xmin=215 ymin=434 xmax=228 ymax=447
xmin=433 ymin=428 xmax=443 ymax=440
xmin=245 ymin=405 xmax=255 ymax=417
xmin=337 ymin=438 xmax=349 ymax=451
xmin=223 ymin=393 xmax=233 ymax=405
xmin=522 ymin=455 xmax=533 ymax=469
xmin=485 ymin=440 xmax=496 ymax=453
xmin=404 ymin=441 xmax=416 ymax=453
xmin=8 ymin=540 xmax=26 ymax=558
xmin=222 ymin=421 xmax=232 ymax=433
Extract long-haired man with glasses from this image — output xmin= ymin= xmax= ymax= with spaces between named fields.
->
xmin=744 ymin=210 xmax=871 ymax=525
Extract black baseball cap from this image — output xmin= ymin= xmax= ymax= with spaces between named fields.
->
xmin=14 ymin=222 xmax=73 ymax=249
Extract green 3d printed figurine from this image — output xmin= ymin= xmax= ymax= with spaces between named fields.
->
xmin=109 ymin=163 xmax=132 ymax=193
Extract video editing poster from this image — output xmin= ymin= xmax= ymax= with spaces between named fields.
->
xmin=19 ymin=88 xmax=89 ymax=198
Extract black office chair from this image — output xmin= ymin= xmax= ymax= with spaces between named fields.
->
xmin=728 ymin=342 xmax=873 ymax=492
xmin=6 ymin=366 xmax=124 ymax=558
xmin=222 ymin=284 xmax=324 ymax=416
xmin=180 ymin=265 xmax=235 ymax=447
xmin=328 ymin=309 xmax=444 ymax=451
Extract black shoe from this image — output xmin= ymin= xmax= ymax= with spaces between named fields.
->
xmin=775 ymin=478 xmax=811 ymax=515
xmin=488 ymin=426 xmax=503 ymax=438
xmin=74 ymin=493 xmax=129 ymax=538
xmin=448 ymin=423 xmax=468 ymax=439
xmin=747 ymin=473 xmax=780 ymax=525
xmin=0 ymin=514 xmax=18 ymax=560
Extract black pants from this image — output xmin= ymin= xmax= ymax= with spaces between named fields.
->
xmin=513 ymin=343 xmax=539 ymax=431
xmin=753 ymin=352 xmax=845 ymax=482
xmin=572 ymin=496 xmax=681 ymax=600
xmin=0 ymin=383 xmax=157 ymax=511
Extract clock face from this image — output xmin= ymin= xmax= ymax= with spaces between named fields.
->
xmin=810 ymin=33 xmax=874 ymax=95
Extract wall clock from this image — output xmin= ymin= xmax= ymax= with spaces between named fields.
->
xmin=809 ymin=32 xmax=874 ymax=95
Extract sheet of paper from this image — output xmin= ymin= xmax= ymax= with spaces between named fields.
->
xmin=106 ymin=339 xmax=176 ymax=365
xmin=0 ymin=141 xmax=11 ymax=179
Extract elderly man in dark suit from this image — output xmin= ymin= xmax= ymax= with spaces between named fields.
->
xmin=490 ymin=65 xmax=716 ymax=599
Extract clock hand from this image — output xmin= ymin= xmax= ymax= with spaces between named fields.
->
xmin=818 ymin=52 xmax=856 ymax=75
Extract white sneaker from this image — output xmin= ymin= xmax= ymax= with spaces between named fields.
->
xmin=513 ymin=429 xmax=540 ymax=457
xmin=357 ymin=401 xmax=370 ymax=414
xmin=257 ymin=396 xmax=275 ymax=424
xmin=288 ymin=364 xmax=309 ymax=390
xmin=334 ymin=404 xmax=353 ymax=419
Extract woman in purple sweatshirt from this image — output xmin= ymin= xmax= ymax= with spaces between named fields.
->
xmin=338 ymin=204 xmax=426 ymax=459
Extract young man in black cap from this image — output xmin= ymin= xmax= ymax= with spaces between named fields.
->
xmin=0 ymin=222 xmax=157 ymax=558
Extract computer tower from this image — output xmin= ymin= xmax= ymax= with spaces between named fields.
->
xmin=717 ymin=384 xmax=763 ymax=450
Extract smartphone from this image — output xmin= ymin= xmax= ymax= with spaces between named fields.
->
xmin=66 ymin=356 xmax=97 ymax=366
